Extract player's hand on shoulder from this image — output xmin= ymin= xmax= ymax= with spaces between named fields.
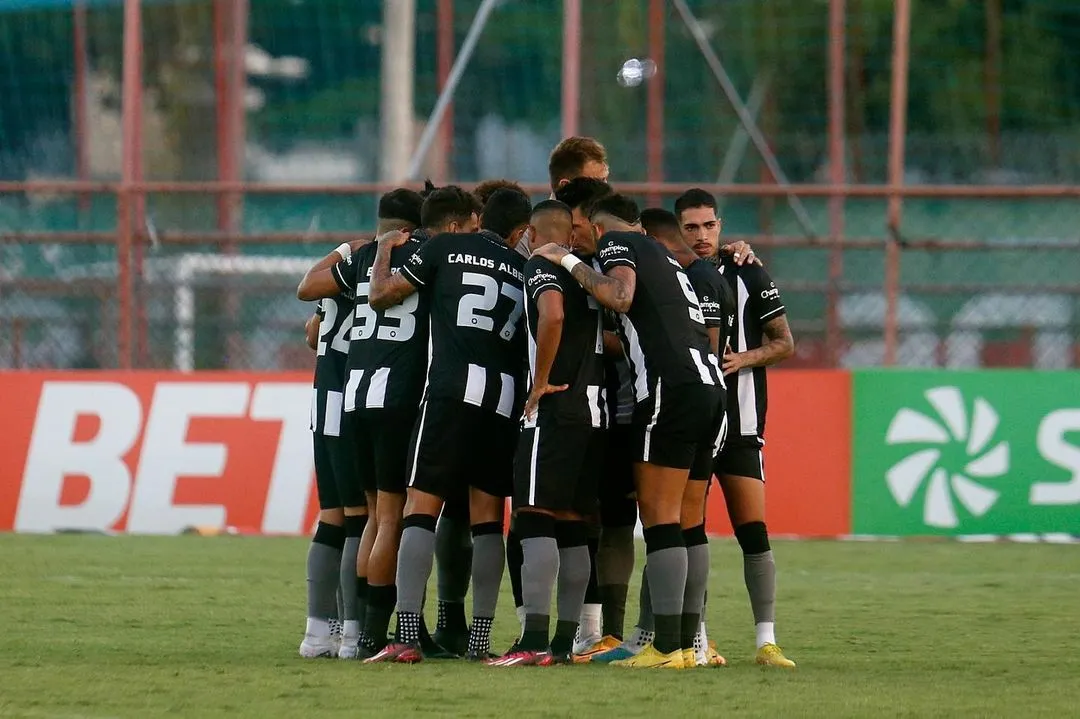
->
xmin=523 ymin=381 xmax=570 ymax=421
xmin=719 ymin=241 xmax=762 ymax=267
xmin=376 ymin=229 xmax=410 ymax=248
xmin=722 ymin=347 xmax=746 ymax=376
xmin=531 ymin=242 xmax=571 ymax=264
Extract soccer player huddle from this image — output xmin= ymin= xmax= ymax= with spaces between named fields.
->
xmin=296 ymin=137 xmax=796 ymax=670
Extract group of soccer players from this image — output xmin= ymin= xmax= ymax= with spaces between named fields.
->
xmin=296 ymin=137 xmax=796 ymax=669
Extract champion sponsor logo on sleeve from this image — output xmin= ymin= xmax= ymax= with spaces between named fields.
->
xmin=528 ymin=270 xmax=559 ymax=287
xmin=599 ymin=244 xmax=629 ymax=258
xmin=699 ymin=297 xmax=722 ymax=314
xmin=408 ymin=254 xmax=423 ymax=265
xmin=761 ymin=284 xmax=780 ymax=300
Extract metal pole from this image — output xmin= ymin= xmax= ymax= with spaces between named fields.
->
xmin=884 ymin=0 xmax=911 ymax=366
xmin=435 ymin=0 xmax=455 ymax=183
xmin=73 ymin=0 xmax=90 ymax=215
xmin=671 ymin=0 xmax=818 ymax=240
xmin=561 ymin=0 xmax=581 ymax=139
xmin=827 ymin=0 xmax=846 ymax=368
xmin=646 ymin=0 xmax=665 ymax=207
xmin=717 ymin=73 xmax=768 ymax=187
xmin=406 ymin=0 xmax=499 ymax=180
xmin=382 ymin=0 xmax=416 ymax=182
xmin=118 ymin=0 xmax=142 ymax=370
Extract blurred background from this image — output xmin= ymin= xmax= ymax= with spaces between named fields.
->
xmin=1 ymin=0 xmax=1079 ymax=372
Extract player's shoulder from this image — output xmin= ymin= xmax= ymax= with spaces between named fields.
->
xmin=525 ymin=256 xmax=566 ymax=293
xmin=687 ymin=257 xmax=722 ymax=281
xmin=596 ymin=230 xmax=642 ymax=261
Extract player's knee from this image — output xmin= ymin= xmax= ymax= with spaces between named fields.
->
xmin=515 ymin=510 xmax=556 ymax=539
xmin=318 ymin=508 xmax=345 ymax=526
xmin=402 ymin=513 xmax=437 ymax=533
xmin=344 ymin=514 xmax=368 ymax=537
xmin=734 ymin=520 xmax=770 ymax=555
xmin=313 ymin=521 xmax=347 ymax=550
xmin=554 ymin=519 xmax=588 ymax=549
xmin=600 ymin=495 xmax=637 ymax=528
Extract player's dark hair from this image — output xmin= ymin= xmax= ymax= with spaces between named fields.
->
xmin=553 ymin=177 xmax=612 ymax=212
xmin=548 ymin=136 xmax=607 ymax=190
xmin=377 ymin=188 xmax=424 ymax=227
xmin=420 ymin=178 xmax=438 ymax=198
xmin=530 ymin=199 xmax=572 ymax=219
xmin=481 ymin=188 xmax=533 ymax=240
xmin=587 ymin=193 xmax=640 ymax=224
xmin=639 ymin=207 xmax=681 ymax=238
xmin=420 ymin=185 xmax=480 ymax=230
xmin=474 ymin=178 xmax=526 ymax=206
xmin=673 ymin=188 xmax=718 ymax=218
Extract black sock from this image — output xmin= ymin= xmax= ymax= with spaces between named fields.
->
xmin=520 ymin=614 xmax=550 ymax=652
xmin=507 ymin=526 xmax=525 ymax=609
xmin=437 ymin=600 xmax=468 ymax=635
xmin=550 ymin=619 xmax=577 ymax=656
xmin=584 ymin=535 xmax=600 ymax=605
xmin=363 ymin=584 xmax=396 ymax=650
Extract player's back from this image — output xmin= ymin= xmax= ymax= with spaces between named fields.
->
xmin=685 ymin=257 xmax=737 ymax=356
xmin=311 ymin=292 xmax=354 ymax=433
xmin=524 ymin=256 xmax=605 ymax=426
xmin=412 ymin=231 xmax=526 ymax=418
xmin=596 ymin=231 xmax=720 ymax=400
xmin=343 ymin=236 xmax=431 ymax=411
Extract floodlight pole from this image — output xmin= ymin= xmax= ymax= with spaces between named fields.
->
xmin=406 ymin=0 xmax=501 ymax=181
xmin=884 ymin=0 xmax=911 ymax=366
xmin=561 ymin=0 xmax=582 ymax=139
xmin=382 ymin=0 xmax=417 ymax=182
xmin=670 ymin=0 xmax=818 ymax=240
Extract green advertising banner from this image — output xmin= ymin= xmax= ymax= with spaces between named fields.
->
xmin=853 ymin=371 xmax=1080 ymax=535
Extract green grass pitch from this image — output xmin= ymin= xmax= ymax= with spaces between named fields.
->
xmin=1 ymin=535 xmax=1077 ymax=718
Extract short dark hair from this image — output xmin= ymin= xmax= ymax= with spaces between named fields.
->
xmin=474 ymin=178 xmax=526 ymax=206
xmin=378 ymin=188 xmax=424 ymax=227
xmin=531 ymin=199 xmax=572 ymax=219
xmin=420 ymin=178 xmax=438 ymax=198
xmin=548 ymin=136 xmax=607 ymax=190
xmin=587 ymin=193 xmax=640 ymax=224
xmin=639 ymin=207 xmax=681 ymax=238
xmin=673 ymin=188 xmax=718 ymax=218
xmin=554 ymin=177 xmax=612 ymax=211
xmin=421 ymin=185 xmax=480 ymax=230
xmin=481 ymin=188 xmax=533 ymax=240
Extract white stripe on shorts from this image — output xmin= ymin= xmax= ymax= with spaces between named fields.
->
xmin=407 ymin=401 xmax=430 ymax=487
xmin=464 ymin=363 xmax=486 ymax=407
xmin=343 ymin=369 xmax=364 ymax=413
xmin=642 ymin=379 xmax=663 ymax=462
xmin=527 ymin=420 xmax=541 ymax=506
xmin=365 ymin=367 xmax=390 ymax=409
xmin=586 ymin=385 xmax=602 ymax=429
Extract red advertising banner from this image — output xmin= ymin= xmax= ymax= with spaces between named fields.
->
xmin=0 ymin=371 xmax=853 ymax=537
xmin=704 ymin=370 xmax=852 ymax=537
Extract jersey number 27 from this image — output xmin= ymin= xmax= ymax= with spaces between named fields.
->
xmin=456 ymin=272 xmax=524 ymax=340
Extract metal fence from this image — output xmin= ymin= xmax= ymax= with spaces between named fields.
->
xmin=1 ymin=0 xmax=1079 ymax=369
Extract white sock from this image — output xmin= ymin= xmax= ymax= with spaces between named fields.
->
xmin=625 ymin=626 xmax=654 ymax=650
xmin=756 ymin=621 xmax=776 ymax=649
xmin=305 ymin=618 xmax=330 ymax=638
xmin=578 ymin=603 xmax=602 ymax=639
xmin=341 ymin=619 xmax=360 ymax=641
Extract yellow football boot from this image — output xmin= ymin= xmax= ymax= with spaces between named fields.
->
xmin=755 ymin=643 xmax=796 ymax=668
xmin=611 ymin=643 xmax=687 ymax=669
xmin=572 ymin=635 xmax=622 ymax=664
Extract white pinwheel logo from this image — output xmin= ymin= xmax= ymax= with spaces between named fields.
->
xmin=885 ymin=387 xmax=1010 ymax=528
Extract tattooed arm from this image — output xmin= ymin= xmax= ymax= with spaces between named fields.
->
xmin=532 ymin=243 xmax=636 ymax=314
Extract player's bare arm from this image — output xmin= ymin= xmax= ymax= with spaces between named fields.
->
xmin=532 ymin=243 xmax=635 ymax=313
xmin=296 ymin=238 xmax=370 ymax=301
xmin=707 ymin=326 xmax=721 ymax=357
xmin=722 ymin=314 xmax=794 ymax=375
xmin=305 ymin=313 xmax=320 ymax=351
xmin=523 ymin=290 xmax=569 ymax=420
xmin=367 ymin=230 xmax=416 ymax=310
xmin=602 ymin=329 xmax=623 ymax=357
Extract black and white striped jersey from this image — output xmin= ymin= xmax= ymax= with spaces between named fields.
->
xmin=310 ymin=292 xmax=354 ymax=436
xmin=400 ymin=232 xmax=527 ymax=419
xmin=685 ymin=257 xmax=737 ymax=364
xmin=718 ymin=257 xmax=786 ymax=443
xmin=331 ymin=234 xmax=431 ymax=412
xmin=595 ymin=232 xmax=723 ymax=401
xmin=523 ymin=256 xmax=606 ymax=428
xmin=602 ymin=309 xmax=636 ymax=427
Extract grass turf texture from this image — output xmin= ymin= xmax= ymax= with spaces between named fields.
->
xmin=1 ymin=536 xmax=1077 ymax=718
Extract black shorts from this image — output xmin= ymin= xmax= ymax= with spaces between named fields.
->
xmin=312 ymin=431 xmax=363 ymax=509
xmin=514 ymin=414 xmax=603 ymax=515
xmin=632 ymin=380 xmax=725 ymax=471
xmin=600 ymin=423 xmax=636 ymax=501
xmin=713 ymin=437 xmax=765 ymax=482
xmin=691 ymin=407 xmax=728 ymax=482
xmin=350 ymin=407 xmax=418 ymax=494
xmin=407 ymin=398 xmax=518 ymax=500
